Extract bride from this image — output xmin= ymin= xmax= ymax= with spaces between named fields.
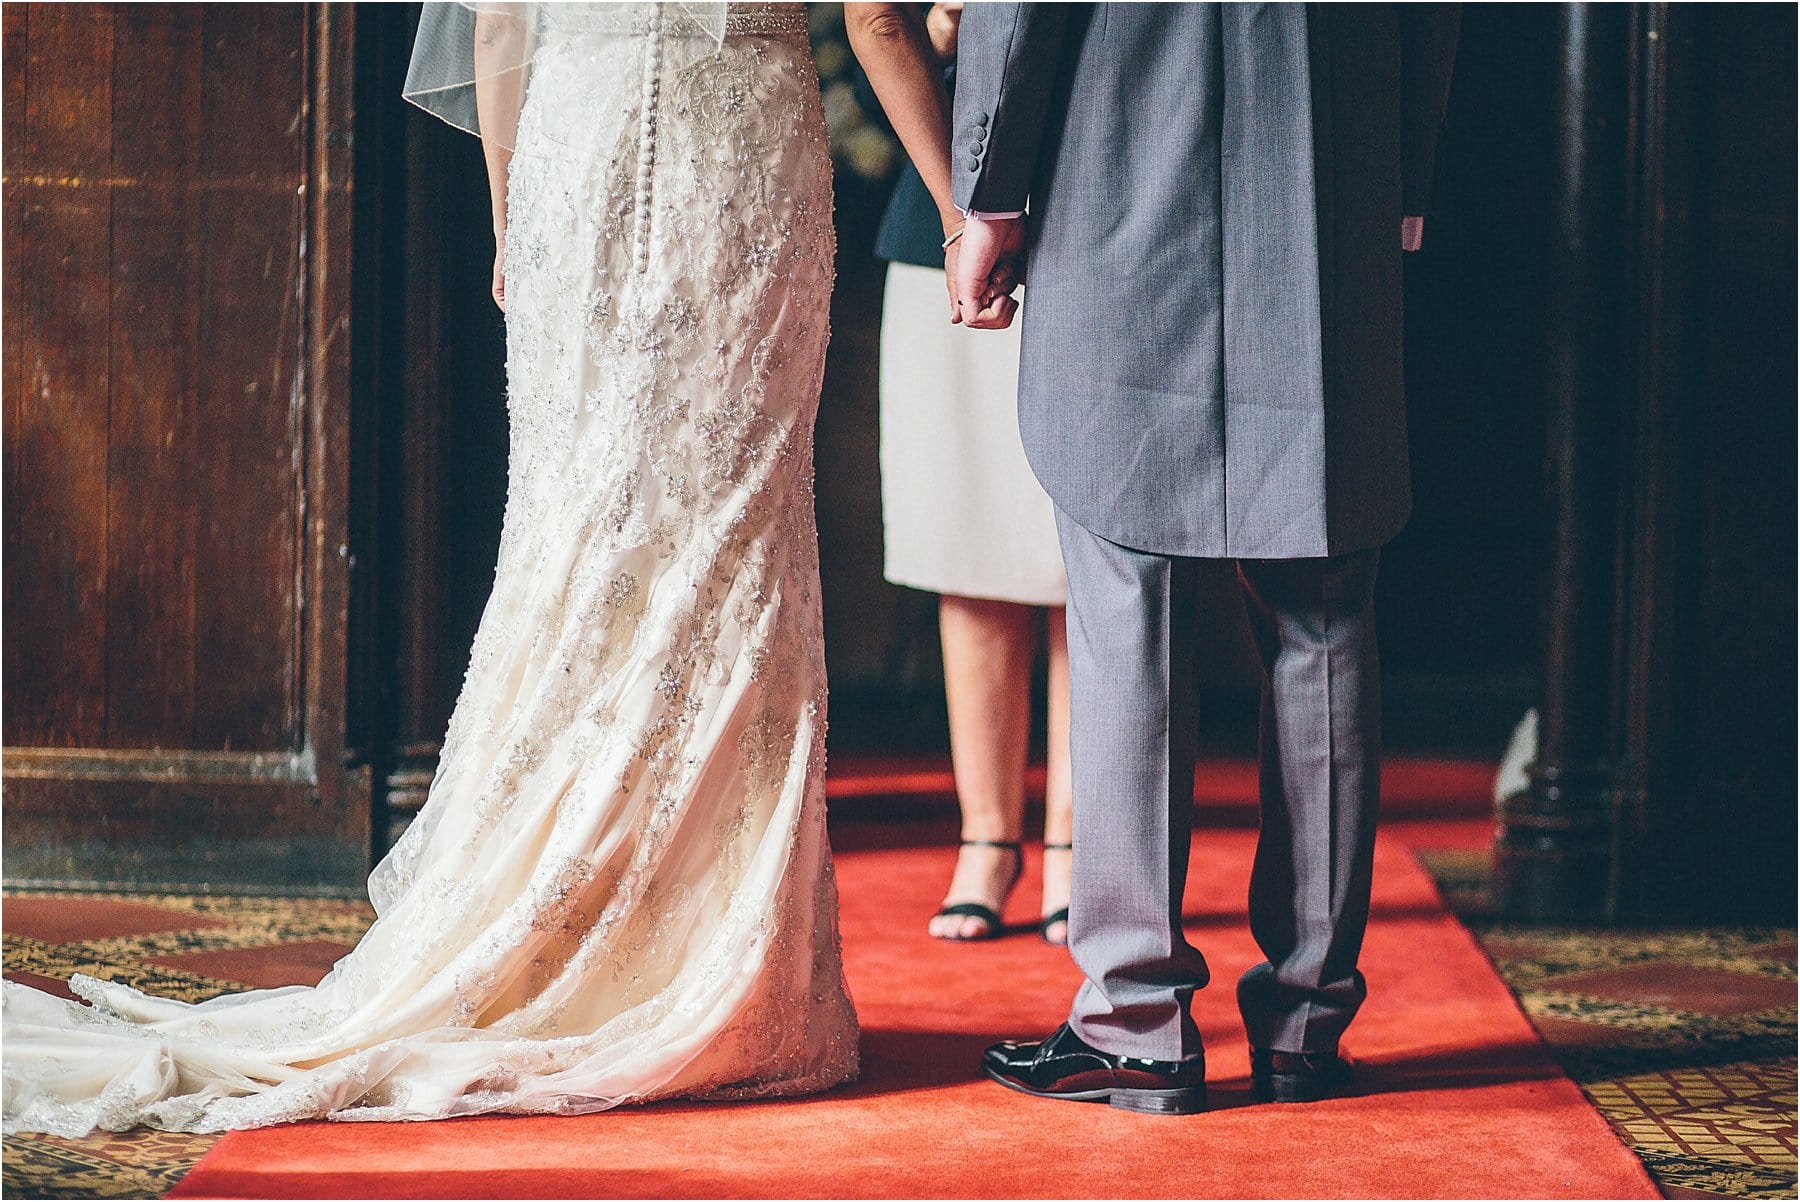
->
xmin=3 ymin=2 xmax=864 ymax=1134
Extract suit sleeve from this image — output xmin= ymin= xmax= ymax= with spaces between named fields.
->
xmin=950 ymin=3 xmax=1071 ymax=214
xmin=1398 ymin=4 xmax=1461 ymax=215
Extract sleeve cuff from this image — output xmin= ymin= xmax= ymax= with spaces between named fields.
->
xmin=960 ymin=207 xmax=1024 ymax=221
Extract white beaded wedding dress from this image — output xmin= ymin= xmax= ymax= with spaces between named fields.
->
xmin=3 ymin=2 xmax=859 ymax=1136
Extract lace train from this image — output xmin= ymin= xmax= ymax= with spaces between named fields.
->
xmin=3 ymin=6 xmax=857 ymax=1135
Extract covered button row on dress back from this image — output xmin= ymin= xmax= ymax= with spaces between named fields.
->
xmin=633 ymin=11 xmax=663 ymax=274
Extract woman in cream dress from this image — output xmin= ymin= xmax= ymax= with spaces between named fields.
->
xmin=3 ymin=2 xmax=860 ymax=1135
xmin=852 ymin=2 xmax=1073 ymax=945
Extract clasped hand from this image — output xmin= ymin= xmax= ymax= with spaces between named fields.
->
xmin=945 ymin=216 xmax=1024 ymax=330
xmin=943 ymin=215 xmax=1428 ymax=330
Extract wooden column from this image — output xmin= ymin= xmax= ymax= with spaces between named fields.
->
xmin=1494 ymin=3 xmax=1631 ymax=921
xmin=1497 ymin=3 xmax=1797 ymax=922
xmin=1610 ymin=4 xmax=1797 ymax=922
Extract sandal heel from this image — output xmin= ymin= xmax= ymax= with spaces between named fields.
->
xmin=931 ymin=840 xmax=1022 ymax=942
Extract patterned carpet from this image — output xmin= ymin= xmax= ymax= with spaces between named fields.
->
xmin=1421 ymin=848 xmax=1798 ymax=1200
xmin=3 ymin=853 xmax=1794 ymax=1200
xmin=2 ymin=893 xmax=373 ymax=1199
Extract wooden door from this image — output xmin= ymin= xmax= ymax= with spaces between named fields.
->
xmin=3 ymin=4 xmax=368 ymax=891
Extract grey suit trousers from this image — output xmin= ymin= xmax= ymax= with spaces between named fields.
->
xmin=1055 ymin=508 xmax=1382 ymax=1061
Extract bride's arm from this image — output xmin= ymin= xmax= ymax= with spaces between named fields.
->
xmin=845 ymin=4 xmax=960 ymax=238
xmin=474 ymin=9 xmax=526 ymax=308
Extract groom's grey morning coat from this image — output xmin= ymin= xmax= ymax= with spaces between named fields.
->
xmin=952 ymin=3 xmax=1460 ymax=560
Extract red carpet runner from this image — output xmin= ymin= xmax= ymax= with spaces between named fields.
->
xmin=172 ymin=828 xmax=1655 ymax=1199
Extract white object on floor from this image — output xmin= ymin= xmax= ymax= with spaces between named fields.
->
xmin=1494 ymin=708 xmax=1539 ymax=803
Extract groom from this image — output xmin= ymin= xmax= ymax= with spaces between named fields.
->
xmin=949 ymin=3 xmax=1459 ymax=1113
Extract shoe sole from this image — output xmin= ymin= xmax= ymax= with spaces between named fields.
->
xmin=983 ymin=1065 xmax=1208 ymax=1115
xmin=1250 ymin=1073 xmax=1345 ymax=1104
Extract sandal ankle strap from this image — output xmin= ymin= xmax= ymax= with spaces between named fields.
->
xmin=1043 ymin=842 xmax=1073 ymax=851
xmin=960 ymin=838 xmax=1023 ymax=852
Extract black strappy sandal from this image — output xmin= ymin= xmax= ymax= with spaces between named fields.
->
xmin=932 ymin=839 xmax=1023 ymax=942
xmin=1039 ymin=842 xmax=1072 ymax=945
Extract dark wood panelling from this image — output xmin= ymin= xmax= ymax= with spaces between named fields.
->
xmin=5 ymin=5 xmax=311 ymax=755
xmin=2 ymin=10 xmax=24 ymax=699
xmin=3 ymin=4 xmax=369 ymax=892
xmin=104 ymin=5 xmax=202 ymax=750
xmin=190 ymin=5 xmax=308 ymax=752
xmin=298 ymin=1 xmax=366 ymax=863
xmin=3 ymin=772 xmax=365 ymax=894
xmin=5 ymin=6 xmax=113 ymax=748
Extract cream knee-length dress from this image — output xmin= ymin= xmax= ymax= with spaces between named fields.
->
xmin=879 ymin=263 xmax=1067 ymax=607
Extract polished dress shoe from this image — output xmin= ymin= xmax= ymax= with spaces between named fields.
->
xmin=982 ymin=1023 xmax=1207 ymax=1115
xmin=1249 ymin=1048 xmax=1355 ymax=1103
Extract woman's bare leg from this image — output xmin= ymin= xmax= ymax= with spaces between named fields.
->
xmin=931 ymin=594 xmax=1036 ymax=939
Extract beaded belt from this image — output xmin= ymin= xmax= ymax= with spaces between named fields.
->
xmin=723 ymin=4 xmax=811 ymax=46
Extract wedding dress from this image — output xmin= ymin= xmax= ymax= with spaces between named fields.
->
xmin=3 ymin=2 xmax=859 ymax=1136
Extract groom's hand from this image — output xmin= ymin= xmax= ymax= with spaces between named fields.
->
xmin=945 ymin=239 xmax=1019 ymax=325
xmin=954 ymin=215 xmax=1024 ymax=330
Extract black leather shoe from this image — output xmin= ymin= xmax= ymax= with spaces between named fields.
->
xmin=1249 ymin=1048 xmax=1355 ymax=1103
xmin=982 ymin=1023 xmax=1207 ymax=1115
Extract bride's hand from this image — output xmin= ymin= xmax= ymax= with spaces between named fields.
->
xmin=492 ymin=236 xmax=507 ymax=312
xmin=926 ymin=2 xmax=963 ymax=62
xmin=944 ymin=238 xmax=962 ymax=323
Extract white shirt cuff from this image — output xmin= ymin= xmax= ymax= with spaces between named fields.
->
xmin=960 ymin=207 xmax=1024 ymax=221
